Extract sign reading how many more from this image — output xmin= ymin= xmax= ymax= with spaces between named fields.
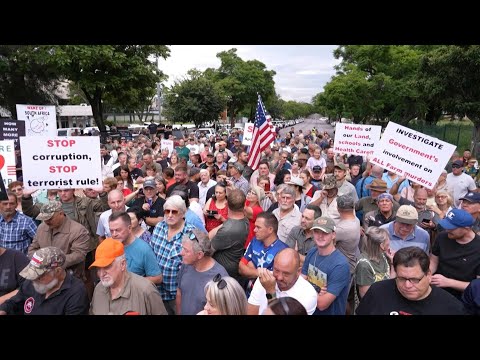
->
xmin=0 ymin=119 xmax=26 ymax=150
xmin=20 ymin=137 xmax=103 ymax=190
xmin=333 ymin=123 xmax=382 ymax=157
xmin=16 ymin=104 xmax=57 ymax=137
xmin=370 ymin=122 xmax=456 ymax=190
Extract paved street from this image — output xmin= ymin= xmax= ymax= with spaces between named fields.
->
xmin=279 ymin=118 xmax=334 ymax=138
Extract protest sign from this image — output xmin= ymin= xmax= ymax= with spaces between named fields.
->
xmin=0 ymin=119 xmax=26 ymax=150
xmin=370 ymin=122 xmax=456 ymax=189
xmin=0 ymin=140 xmax=17 ymax=187
xmin=160 ymin=139 xmax=174 ymax=156
xmin=20 ymin=137 xmax=102 ymax=189
xmin=242 ymin=123 xmax=254 ymax=146
xmin=16 ymin=104 xmax=57 ymax=137
xmin=333 ymin=123 xmax=382 ymax=156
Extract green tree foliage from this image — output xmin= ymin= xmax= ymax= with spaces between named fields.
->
xmin=47 ymin=45 xmax=170 ymax=132
xmin=0 ymin=46 xmax=61 ymax=118
xmin=162 ymin=70 xmax=226 ymax=128
xmin=318 ymin=45 xmax=425 ymax=125
xmin=205 ymin=48 xmax=276 ymax=126
xmin=418 ymin=45 xmax=480 ymax=152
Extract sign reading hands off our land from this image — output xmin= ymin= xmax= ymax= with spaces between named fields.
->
xmin=16 ymin=104 xmax=57 ymax=137
xmin=333 ymin=123 xmax=382 ymax=156
xmin=20 ymin=137 xmax=102 ymax=190
xmin=370 ymin=122 xmax=456 ymax=190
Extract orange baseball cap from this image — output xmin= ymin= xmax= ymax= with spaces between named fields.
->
xmin=89 ymin=238 xmax=124 ymax=269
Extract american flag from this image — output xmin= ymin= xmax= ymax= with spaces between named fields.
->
xmin=247 ymin=95 xmax=275 ymax=170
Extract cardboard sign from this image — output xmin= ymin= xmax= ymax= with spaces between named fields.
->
xmin=20 ymin=137 xmax=102 ymax=189
xmin=333 ymin=123 xmax=382 ymax=156
xmin=0 ymin=119 xmax=26 ymax=150
xmin=160 ymin=139 xmax=174 ymax=156
xmin=370 ymin=122 xmax=456 ymax=189
xmin=16 ymin=104 xmax=57 ymax=137
xmin=242 ymin=123 xmax=254 ymax=146
xmin=0 ymin=140 xmax=17 ymax=187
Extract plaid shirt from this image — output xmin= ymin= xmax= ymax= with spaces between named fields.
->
xmin=0 ymin=212 xmax=38 ymax=255
xmin=150 ymin=220 xmax=195 ymax=301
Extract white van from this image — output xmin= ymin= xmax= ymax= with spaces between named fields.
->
xmin=57 ymin=127 xmax=82 ymax=136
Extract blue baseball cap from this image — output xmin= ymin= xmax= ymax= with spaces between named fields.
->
xmin=460 ymin=192 xmax=480 ymax=203
xmin=438 ymin=209 xmax=474 ymax=230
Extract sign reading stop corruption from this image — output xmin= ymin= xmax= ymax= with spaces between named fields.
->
xmin=20 ymin=137 xmax=102 ymax=189
xmin=370 ymin=122 xmax=456 ymax=189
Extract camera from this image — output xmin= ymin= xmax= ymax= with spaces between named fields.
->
xmin=207 ymin=210 xmax=218 ymax=218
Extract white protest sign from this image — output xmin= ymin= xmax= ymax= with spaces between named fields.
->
xmin=16 ymin=104 xmax=57 ymax=137
xmin=20 ymin=137 xmax=102 ymax=189
xmin=333 ymin=123 xmax=381 ymax=157
xmin=161 ymin=139 xmax=174 ymax=156
xmin=370 ymin=122 xmax=456 ymax=189
xmin=0 ymin=140 xmax=17 ymax=187
xmin=242 ymin=123 xmax=254 ymax=146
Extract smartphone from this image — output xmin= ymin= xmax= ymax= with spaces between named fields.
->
xmin=264 ymin=182 xmax=271 ymax=192
xmin=422 ymin=218 xmax=430 ymax=224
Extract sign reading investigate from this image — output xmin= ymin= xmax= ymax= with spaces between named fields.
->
xmin=370 ymin=122 xmax=456 ymax=190
xmin=20 ymin=137 xmax=102 ymax=189
xmin=333 ymin=123 xmax=382 ymax=156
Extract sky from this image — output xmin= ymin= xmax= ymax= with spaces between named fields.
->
xmin=158 ymin=45 xmax=340 ymax=103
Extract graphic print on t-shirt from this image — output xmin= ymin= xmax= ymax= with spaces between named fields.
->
xmin=307 ymin=263 xmax=327 ymax=289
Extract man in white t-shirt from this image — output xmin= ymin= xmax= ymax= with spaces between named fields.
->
xmin=247 ymin=248 xmax=318 ymax=315
xmin=446 ymin=159 xmax=477 ymax=208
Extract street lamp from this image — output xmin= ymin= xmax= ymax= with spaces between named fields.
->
xmin=156 ymin=83 xmax=163 ymax=122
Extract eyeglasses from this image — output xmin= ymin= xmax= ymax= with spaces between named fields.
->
xmin=164 ymin=209 xmax=179 ymax=215
xmin=189 ymin=232 xmax=199 ymax=242
xmin=213 ymin=273 xmax=227 ymax=289
xmin=396 ymin=274 xmax=425 ymax=285
xmin=279 ymin=297 xmax=290 ymax=315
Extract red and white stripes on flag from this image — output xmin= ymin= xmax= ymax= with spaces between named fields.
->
xmin=247 ymin=95 xmax=276 ymax=170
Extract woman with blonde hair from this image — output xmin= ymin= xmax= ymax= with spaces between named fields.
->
xmin=354 ymin=226 xmax=395 ymax=311
xmin=197 ymin=275 xmax=247 ymax=315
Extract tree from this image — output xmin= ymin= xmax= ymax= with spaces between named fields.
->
xmin=43 ymin=45 xmax=170 ymax=134
xmin=162 ymin=70 xmax=226 ymax=128
xmin=0 ymin=46 xmax=62 ymax=118
xmin=418 ymin=45 xmax=480 ymax=154
xmin=205 ymin=48 xmax=276 ymax=126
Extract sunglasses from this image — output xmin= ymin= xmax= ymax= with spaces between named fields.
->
xmin=189 ymin=232 xmax=199 ymax=242
xmin=164 ymin=209 xmax=179 ymax=215
xmin=451 ymin=165 xmax=462 ymax=168
xmin=213 ymin=273 xmax=227 ymax=290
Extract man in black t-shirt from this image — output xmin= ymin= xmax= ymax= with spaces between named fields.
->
xmin=356 ymin=246 xmax=466 ymax=315
xmin=147 ymin=121 xmax=158 ymax=141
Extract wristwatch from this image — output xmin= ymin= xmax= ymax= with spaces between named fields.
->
xmin=265 ymin=292 xmax=276 ymax=300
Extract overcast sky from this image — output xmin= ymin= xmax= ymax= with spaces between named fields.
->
xmin=158 ymin=45 xmax=340 ymax=103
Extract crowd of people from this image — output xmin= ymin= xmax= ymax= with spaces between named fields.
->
xmin=0 ymin=124 xmax=479 ymax=315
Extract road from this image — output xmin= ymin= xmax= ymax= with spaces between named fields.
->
xmin=279 ymin=118 xmax=334 ymax=138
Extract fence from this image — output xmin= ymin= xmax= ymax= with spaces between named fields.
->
xmin=408 ymin=122 xmax=474 ymax=152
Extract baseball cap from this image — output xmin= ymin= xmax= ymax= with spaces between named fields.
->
xmin=322 ymin=174 xmax=337 ymax=190
xmin=230 ymin=162 xmax=244 ymax=173
xmin=438 ymin=209 xmax=474 ymax=230
xmin=334 ymin=163 xmax=347 ymax=171
xmin=311 ymin=216 xmax=336 ymax=233
xmin=143 ymin=179 xmax=156 ymax=189
xmin=460 ymin=192 xmax=480 ymax=203
xmin=452 ymin=159 xmax=464 ymax=167
xmin=286 ymin=177 xmax=305 ymax=188
xmin=312 ymin=165 xmax=322 ymax=173
xmin=89 ymin=238 xmax=124 ymax=269
xmin=36 ymin=200 xmax=63 ymax=221
xmin=337 ymin=195 xmax=355 ymax=209
xmin=395 ymin=205 xmax=418 ymax=225
xmin=19 ymin=247 xmax=66 ymax=280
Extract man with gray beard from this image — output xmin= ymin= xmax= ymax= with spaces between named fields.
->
xmin=0 ymin=247 xmax=89 ymax=315
xmin=89 ymin=238 xmax=166 ymax=315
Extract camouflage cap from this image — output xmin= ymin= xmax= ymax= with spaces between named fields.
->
xmin=311 ymin=216 xmax=336 ymax=233
xmin=322 ymin=174 xmax=337 ymax=190
xmin=19 ymin=247 xmax=66 ymax=280
xmin=36 ymin=200 xmax=63 ymax=221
